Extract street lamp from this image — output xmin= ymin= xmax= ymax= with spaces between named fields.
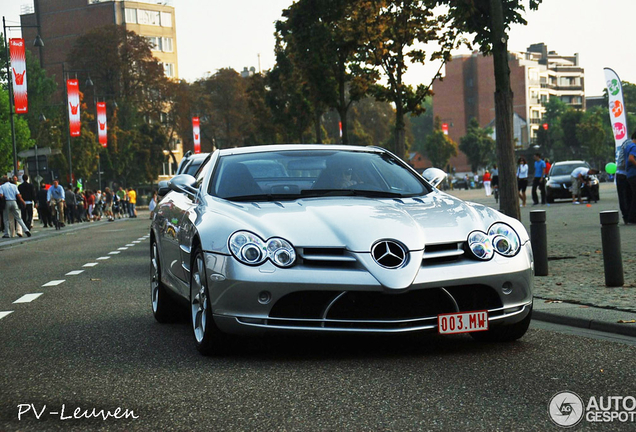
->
xmin=3 ymin=16 xmax=44 ymax=177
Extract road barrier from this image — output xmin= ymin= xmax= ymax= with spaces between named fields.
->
xmin=600 ymin=210 xmax=624 ymax=287
xmin=530 ymin=210 xmax=548 ymax=276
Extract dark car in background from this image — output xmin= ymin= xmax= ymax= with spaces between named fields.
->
xmin=157 ymin=152 xmax=211 ymax=201
xmin=545 ymin=160 xmax=599 ymax=203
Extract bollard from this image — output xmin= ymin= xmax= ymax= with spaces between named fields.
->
xmin=600 ymin=211 xmax=624 ymax=287
xmin=530 ymin=210 xmax=548 ymax=276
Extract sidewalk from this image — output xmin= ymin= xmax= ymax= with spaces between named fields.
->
xmin=446 ymin=182 xmax=636 ymax=337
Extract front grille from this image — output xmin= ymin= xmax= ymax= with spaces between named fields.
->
xmin=298 ymin=247 xmax=357 ymax=269
xmin=422 ymin=242 xmax=465 ymax=265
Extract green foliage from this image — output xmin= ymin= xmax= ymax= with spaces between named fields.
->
xmin=410 ymin=97 xmax=433 ymax=155
xmin=0 ymin=88 xmax=34 ymax=175
xmin=424 ymin=116 xmax=458 ymax=169
xmin=459 ymin=117 xmax=495 ymax=172
xmin=577 ymin=108 xmax=613 ymax=169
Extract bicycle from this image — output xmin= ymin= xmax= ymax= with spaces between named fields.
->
xmin=49 ymin=199 xmax=65 ymax=230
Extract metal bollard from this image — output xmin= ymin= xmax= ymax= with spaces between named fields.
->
xmin=600 ymin=210 xmax=624 ymax=287
xmin=530 ymin=210 xmax=548 ymax=276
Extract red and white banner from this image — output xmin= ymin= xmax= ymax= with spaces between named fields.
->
xmin=442 ymin=123 xmax=449 ymax=135
xmin=96 ymin=102 xmax=107 ymax=147
xmin=67 ymin=79 xmax=81 ymax=137
xmin=604 ymin=68 xmax=628 ymax=149
xmin=10 ymin=38 xmax=28 ymax=114
xmin=192 ymin=117 xmax=201 ymax=154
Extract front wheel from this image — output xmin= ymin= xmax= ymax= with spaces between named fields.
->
xmin=151 ymin=239 xmax=178 ymax=323
xmin=470 ymin=305 xmax=532 ymax=342
xmin=190 ymin=249 xmax=231 ymax=356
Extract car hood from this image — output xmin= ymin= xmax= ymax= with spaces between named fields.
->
xmin=546 ymin=175 xmax=572 ymax=184
xmin=199 ymin=190 xmax=522 ymax=254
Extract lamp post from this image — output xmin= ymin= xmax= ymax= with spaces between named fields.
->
xmin=62 ymin=63 xmax=93 ymax=184
xmin=3 ymin=16 xmax=44 ymax=176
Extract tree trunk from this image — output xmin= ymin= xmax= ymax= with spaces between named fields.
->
xmin=314 ymin=110 xmax=323 ymax=144
xmin=337 ymin=56 xmax=349 ymax=145
xmin=394 ymin=105 xmax=406 ymax=160
xmin=490 ymin=0 xmax=520 ymax=221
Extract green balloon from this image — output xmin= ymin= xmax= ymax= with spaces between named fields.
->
xmin=605 ymin=162 xmax=617 ymax=174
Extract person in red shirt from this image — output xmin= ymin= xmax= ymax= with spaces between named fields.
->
xmin=86 ymin=190 xmax=95 ymax=222
xmin=544 ymin=158 xmax=552 ymax=176
xmin=483 ymin=170 xmax=492 ymax=196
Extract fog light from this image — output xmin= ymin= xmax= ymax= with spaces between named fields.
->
xmin=502 ymin=282 xmax=513 ymax=295
xmin=258 ymin=291 xmax=272 ymax=304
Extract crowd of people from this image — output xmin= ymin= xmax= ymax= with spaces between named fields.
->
xmin=1 ymin=174 xmax=139 ymax=238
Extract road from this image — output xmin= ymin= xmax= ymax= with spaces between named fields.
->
xmin=1 ymin=214 xmax=635 ymax=431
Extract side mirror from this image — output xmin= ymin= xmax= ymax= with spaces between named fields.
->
xmin=157 ymin=180 xmax=170 ymax=197
xmin=422 ymin=167 xmax=447 ymax=189
xmin=168 ymin=174 xmax=198 ymax=196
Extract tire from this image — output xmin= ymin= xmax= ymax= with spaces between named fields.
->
xmin=190 ymin=248 xmax=231 ymax=356
xmin=546 ymin=193 xmax=554 ymax=204
xmin=470 ymin=305 xmax=532 ymax=342
xmin=151 ymin=239 xmax=179 ymax=323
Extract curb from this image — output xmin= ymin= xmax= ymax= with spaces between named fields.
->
xmin=533 ymin=310 xmax=636 ymax=337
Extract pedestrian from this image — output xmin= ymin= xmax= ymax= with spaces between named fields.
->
xmin=570 ymin=167 xmax=599 ymax=204
xmin=517 ymin=157 xmax=529 ymax=207
xmin=616 ymin=139 xmax=631 ymax=224
xmin=532 ymin=153 xmax=546 ymax=205
xmin=47 ymin=179 xmax=66 ymax=228
xmin=74 ymin=188 xmax=85 ymax=222
xmin=0 ymin=176 xmax=32 ymax=238
xmin=624 ymin=131 xmax=636 ymax=224
xmin=127 ymin=187 xmax=137 ymax=218
xmin=86 ymin=190 xmax=95 ymax=221
xmin=18 ymin=174 xmax=36 ymax=230
xmin=103 ymin=187 xmax=114 ymax=222
xmin=483 ymin=170 xmax=492 ymax=196
xmin=36 ymin=183 xmax=52 ymax=228
xmin=65 ymin=184 xmax=76 ymax=224
xmin=544 ymin=158 xmax=552 ymax=176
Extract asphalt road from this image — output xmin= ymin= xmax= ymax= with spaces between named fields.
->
xmin=1 ymin=216 xmax=635 ymax=431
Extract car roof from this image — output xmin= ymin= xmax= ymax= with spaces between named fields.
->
xmin=216 ymin=144 xmax=385 ymax=157
xmin=552 ymin=160 xmax=587 ymax=165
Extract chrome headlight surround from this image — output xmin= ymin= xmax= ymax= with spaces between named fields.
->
xmin=467 ymin=222 xmax=520 ymax=260
xmin=229 ymin=231 xmax=296 ymax=267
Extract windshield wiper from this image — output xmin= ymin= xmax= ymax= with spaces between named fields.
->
xmin=300 ymin=189 xmax=405 ymax=198
xmin=222 ymin=194 xmax=299 ymax=202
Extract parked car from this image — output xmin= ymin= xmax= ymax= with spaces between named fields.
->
xmin=150 ymin=145 xmax=534 ymax=355
xmin=545 ymin=160 xmax=599 ymax=203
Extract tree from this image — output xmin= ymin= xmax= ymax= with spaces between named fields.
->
xmin=424 ymin=116 xmax=458 ymax=169
xmin=0 ymin=88 xmax=34 ymax=174
xmin=577 ymin=108 xmax=613 ymax=169
xmin=354 ymin=0 xmax=461 ymax=160
xmin=438 ymin=0 xmax=542 ymax=220
xmin=459 ymin=118 xmax=495 ymax=172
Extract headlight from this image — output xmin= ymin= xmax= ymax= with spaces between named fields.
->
xmin=229 ymin=231 xmax=296 ymax=267
xmin=467 ymin=222 xmax=520 ymax=260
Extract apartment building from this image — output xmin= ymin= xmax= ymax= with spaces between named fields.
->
xmin=20 ymin=0 xmax=182 ymax=178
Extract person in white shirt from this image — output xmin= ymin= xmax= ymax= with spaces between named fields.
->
xmin=517 ymin=157 xmax=529 ymax=207
xmin=0 ymin=176 xmax=32 ymax=238
xmin=571 ymin=167 xmax=598 ymax=204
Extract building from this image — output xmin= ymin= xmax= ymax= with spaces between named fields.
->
xmin=20 ymin=0 xmax=182 ymax=180
xmin=433 ymin=43 xmax=585 ymax=172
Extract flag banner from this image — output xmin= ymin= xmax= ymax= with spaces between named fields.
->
xmin=339 ymin=121 xmax=343 ymax=138
xmin=97 ymin=102 xmax=107 ymax=147
xmin=193 ymin=117 xmax=201 ymax=154
xmin=10 ymin=39 xmax=28 ymax=114
xmin=67 ymin=79 xmax=81 ymax=137
xmin=442 ymin=123 xmax=449 ymax=135
xmin=604 ymin=68 xmax=629 ymax=149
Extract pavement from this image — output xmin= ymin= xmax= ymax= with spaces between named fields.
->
xmin=2 ymin=188 xmax=635 ymax=338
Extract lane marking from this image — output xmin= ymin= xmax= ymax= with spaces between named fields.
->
xmin=125 ymin=244 xmax=135 ymax=247
xmin=108 ymin=251 xmax=120 ymax=255
xmin=42 ymin=280 xmax=65 ymax=287
xmin=96 ymin=256 xmax=110 ymax=260
xmin=132 ymin=241 xmax=141 ymax=244
xmin=83 ymin=263 xmax=99 ymax=267
xmin=118 ymin=247 xmax=128 ymax=250
xmin=14 ymin=293 xmax=43 ymax=303
xmin=66 ymin=270 xmax=84 ymax=276
xmin=0 ymin=311 xmax=13 ymax=320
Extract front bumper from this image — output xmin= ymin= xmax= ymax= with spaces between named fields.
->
xmin=204 ymin=243 xmax=534 ymax=335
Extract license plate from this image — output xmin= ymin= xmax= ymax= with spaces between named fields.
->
xmin=437 ymin=310 xmax=488 ymax=334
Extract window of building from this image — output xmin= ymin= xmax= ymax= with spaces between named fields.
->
xmin=163 ymin=63 xmax=175 ymax=77
xmin=160 ymin=12 xmax=172 ymax=27
xmin=125 ymin=8 xmax=137 ymax=24
xmin=162 ymin=37 xmax=173 ymax=52
xmin=137 ymin=9 xmax=160 ymax=26
xmin=146 ymin=36 xmax=160 ymax=51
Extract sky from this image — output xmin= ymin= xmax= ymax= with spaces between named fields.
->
xmin=1 ymin=0 xmax=634 ymax=96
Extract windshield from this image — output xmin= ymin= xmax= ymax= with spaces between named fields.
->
xmin=550 ymin=162 xmax=589 ymax=177
xmin=209 ymin=150 xmax=430 ymax=201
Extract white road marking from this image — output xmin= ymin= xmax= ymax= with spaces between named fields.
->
xmin=96 ymin=256 xmax=111 ymax=260
xmin=0 ymin=311 xmax=13 ymax=320
xmin=118 ymin=247 xmax=128 ymax=250
xmin=66 ymin=270 xmax=84 ymax=275
xmin=83 ymin=262 xmax=99 ymax=267
xmin=125 ymin=244 xmax=135 ymax=247
xmin=42 ymin=280 xmax=65 ymax=286
xmin=132 ymin=241 xmax=141 ymax=244
xmin=108 ymin=251 xmax=120 ymax=255
xmin=14 ymin=293 xmax=43 ymax=303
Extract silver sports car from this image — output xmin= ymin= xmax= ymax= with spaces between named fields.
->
xmin=151 ymin=145 xmax=533 ymax=355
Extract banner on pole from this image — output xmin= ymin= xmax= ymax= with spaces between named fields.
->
xmin=10 ymin=38 xmax=28 ymax=114
xmin=67 ymin=79 xmax=81 ymax=137
xmin=193 ymin=117 xmax=201 ymax=154
xmin=97 ymin=102 xmax=107 ymax=147
xmin=604 ymin=68 xmax=629 ymax=149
